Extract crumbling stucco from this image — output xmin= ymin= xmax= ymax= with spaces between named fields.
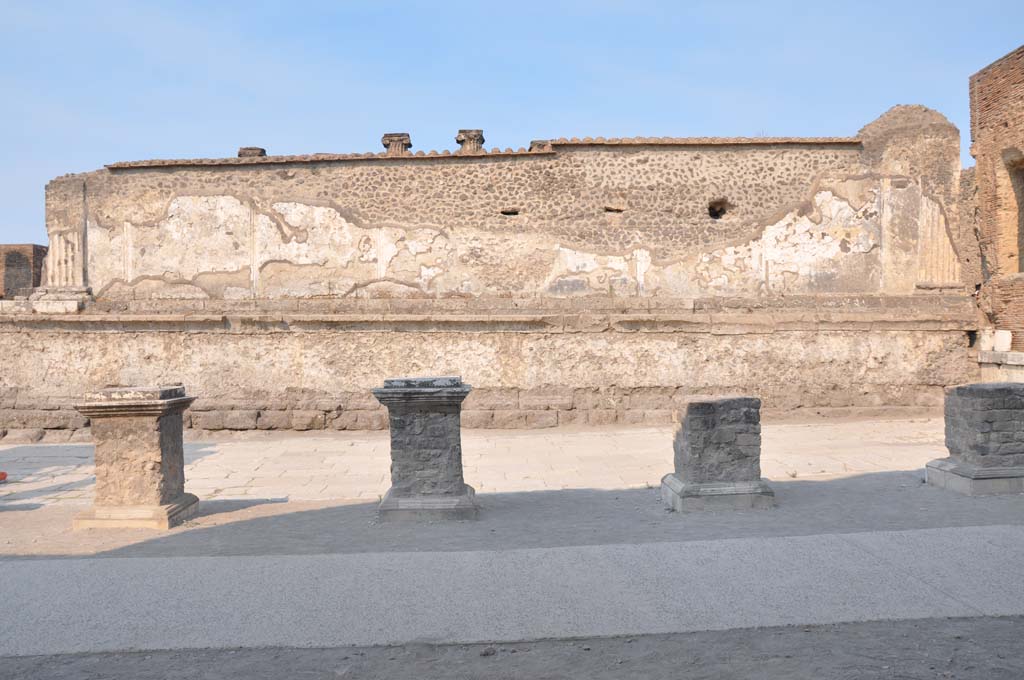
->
xmin=45 ymin=106 xmax=966 ymax=302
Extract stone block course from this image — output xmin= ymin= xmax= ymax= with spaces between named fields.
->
xmin=257 ymin=410 xmax=292 ymax=430
xmin=557 ymin=409 xmax=586 ymax=426
xmin=463 ymin=388 xmax=518 ymax=411
xmin=524 ymin=410 xmax=558 ymax=429
xmin=491 ymin=410 xmax=527 ymax=429
xmin=588 ymin=409 xmax=617 ymax=426
xmin=190 ymin=411 xmax=224 ymax=431
xmin=460 ymin=410 xmax=493 ymax=429
xmin=291 ymin=410 xmax=325 ymax=431
xmin=222 ymin=410 xmax=259 ymax=430
xmin=518 ymin=388 xmax=574 ymax=411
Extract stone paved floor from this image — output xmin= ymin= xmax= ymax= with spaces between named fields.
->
xmin=0 ymin=417 xmax=946 ymax=507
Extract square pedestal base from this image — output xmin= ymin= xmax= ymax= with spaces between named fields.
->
xmin=661 ymin=474 xmax=775 ymax=512
xmin=378 ymin=486 xmax=479 ymax=521
xmin=73 ymin=493 xmax=199 ymax=530
xmin=925 ymin=458 xmax=1024 ymax=496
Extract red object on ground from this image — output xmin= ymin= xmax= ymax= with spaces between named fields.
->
xmin=0 ymin=471 xmax=7 ymax=482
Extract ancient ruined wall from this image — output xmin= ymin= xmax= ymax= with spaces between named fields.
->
xmin=0 ymin=297 xmax=977 ymax=440
xmin=970 ymin=45 xmax=1024 ymax=346
xmin=0 ymin=106 xmax=981 ymax=434
xmin=0 ymin=245 xmax=47 ymax=298
xmin=39 ymin=106 xmax=966 ymax=305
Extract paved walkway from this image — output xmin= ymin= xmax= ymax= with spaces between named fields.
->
xmin=0 ymin=417 xmax=946 ymax=506
xmin=4 ymin=525 xmax=1024 ymax=656
xmin=4 ymin=416 xmax=1022 ymax=664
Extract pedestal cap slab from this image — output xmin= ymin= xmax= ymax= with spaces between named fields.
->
xmin=373 ymin=376 xmax=471 ymax=406
xmin=76 ymin=384 xmax=194 ymax=417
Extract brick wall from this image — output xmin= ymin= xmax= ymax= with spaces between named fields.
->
xmin=0 ymin=245 xmax=47 ymax=298
xmin=970 ymin=45 xmax=1024 ymax=346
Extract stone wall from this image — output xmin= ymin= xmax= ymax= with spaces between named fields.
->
xmin=0 ymin=245 xmax=46 ymax=298
xmin=0 ymin=295 xmax=977 ymax=439
xmin=39 ymin=106 xmax=968 ymax=304
xmin=970 ymin=44 xmax=1024 ymax=347
xmin=0 ymin=105 xmax=984 ymax=433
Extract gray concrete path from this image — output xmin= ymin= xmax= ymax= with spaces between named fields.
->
xmin=3 ymin=524 xmax=1023 ymax=657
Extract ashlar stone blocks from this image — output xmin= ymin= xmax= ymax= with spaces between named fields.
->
xmin=73 ymin=384 xmax=198 ymax=529
xmin=372 ymin=376 xmax=479 ymax=520
xmin=926 ymin=382 xmax=1024 ymax=495
xmin=661 ymin=397 xmax=775 ymax=511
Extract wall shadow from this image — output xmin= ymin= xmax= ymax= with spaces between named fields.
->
xmin=89 ymin=468 xmax=1024 ymax=560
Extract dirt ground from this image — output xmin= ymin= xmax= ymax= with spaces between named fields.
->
xmin=5 ymin=616 xmax=1022 ymax=680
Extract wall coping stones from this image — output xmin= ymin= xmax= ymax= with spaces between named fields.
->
xmin=101 ymin=136 xmax=860 ymax=170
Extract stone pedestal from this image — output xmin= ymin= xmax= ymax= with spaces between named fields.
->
xmin=926 ymin=383 xmax=1024 ymax=495
xmin=661 ymin=397 xmax=775 ymax=511
xmin=73 ymin=385 xmax=198 ymax=529
xmin=372 ymin=376 xmax=478 ymax=521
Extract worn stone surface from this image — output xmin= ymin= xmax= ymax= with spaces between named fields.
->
xmin=674 ymin=397 xmax=763 ymax=483
xmin=36 ymin=108 xmax=964 ymax=303
xmin=663 ymin=397 xmax=774 ymax=511
xmin=73 ymin=385 xmax=197 ymax=528
xmin=0 ymin=106 xmax=986 ymax=431
xmin=0 ymin=307 xmax=975 ymax=432
xmin=373 ymin=377 xmax=471 ymax=499
xmin=75 ymin=386 xmax=193 ymax=506
xmin=944 ymin=382 xmax=1024 ymax=467
xmin=927 ymin=381 xmax=1024 ymax=495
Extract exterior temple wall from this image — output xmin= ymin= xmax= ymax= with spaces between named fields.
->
xmin=0 ymin=105 xmax=984 ymax=433
xmin=0 ymin=299 xmax=977 ymax=437
xmin=43 ymin=106 xmax=966 ymax=304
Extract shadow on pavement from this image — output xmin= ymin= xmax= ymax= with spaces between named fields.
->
xmin=93 ymin=469 xmax=1024 ymax=560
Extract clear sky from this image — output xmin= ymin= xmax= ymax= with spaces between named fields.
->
xmin=2 ymin=0 xmax=1022 ymax=244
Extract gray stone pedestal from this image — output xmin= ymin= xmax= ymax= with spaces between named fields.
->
xmin=661 ymin=397 xmax=775 ymax=511
xmin=73 ymin=385 xmax=198 ymax=529
xmin=373 ymin=376 xmax=479 ymax=521
xmin=926 ymin=382 xmax=1024 ymax=495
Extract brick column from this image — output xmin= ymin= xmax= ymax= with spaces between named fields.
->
xmin=372 ymin=376 xmax=479 ymax=520
xmin=73 ymin=385 xmax=198 ymax=529
xmin=926 ymin=382 xmax=1024 ymax=495
xmin=661 ymin=397 xmax=774 ymax=511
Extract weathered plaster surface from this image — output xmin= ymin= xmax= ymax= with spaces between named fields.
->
xmin=0 ymin=313 xmax=976 ymax=435
xmin=2 ymin=106 xmax=981 ymax=432
xmin=46 ymin=106 xmax=966 ymax=302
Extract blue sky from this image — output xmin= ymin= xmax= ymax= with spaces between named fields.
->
xmin=2 ymin=0 xmax=1022 ymax=244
